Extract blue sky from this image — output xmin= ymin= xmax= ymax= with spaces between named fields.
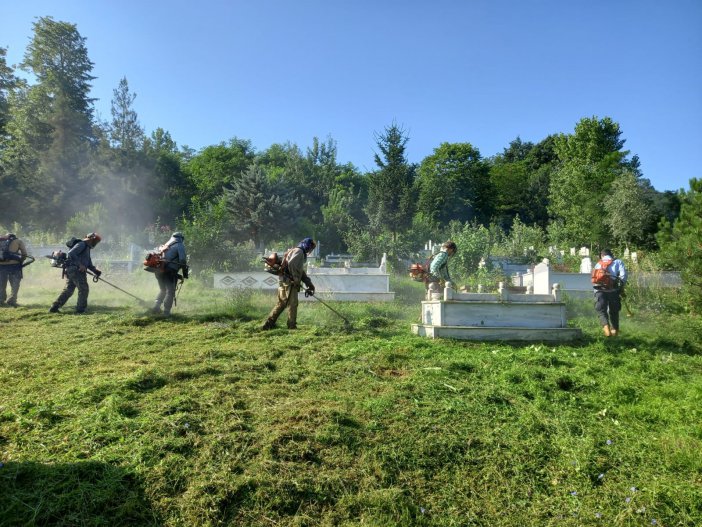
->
xmin=1 ymin=0 xmax=700 ymax=192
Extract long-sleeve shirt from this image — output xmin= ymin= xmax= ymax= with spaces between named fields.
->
xmin=66 ymin=240 xmax=96 ymax=272
xmin=593 ymin=256 xmax=627 ymax=292
xmin=162 ymin=238 xmax=187 ymax=273
xmin=430 ymin=249 xmax=451 ymax=282
xmin=282 ymin=247 xmax=313 ymax=288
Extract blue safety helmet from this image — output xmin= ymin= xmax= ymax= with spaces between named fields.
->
xmin=298 ymin=237 xmax=316 ymax=254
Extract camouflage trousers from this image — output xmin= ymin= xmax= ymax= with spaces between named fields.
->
xmin=53 ymin=267 xmax=90 ymax=313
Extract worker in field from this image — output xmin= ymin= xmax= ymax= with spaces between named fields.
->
xmin=261 ymin=237 xmax=316 ymax=330
xmin=426 ymin=240 xmax=457 ymax=299
xmin=591 ymin=248 xmax=627 ymax=337
xmin=151 ymin=232 xmax=188 ymax=316
xmin=0 ymin=233 xmax=28 ymax=307
xmin=49 ymin=233 xmax=102 ymax=314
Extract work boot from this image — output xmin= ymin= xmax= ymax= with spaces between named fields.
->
xmin=6 ymin=299 xmax=17 ymax=307
xmin=261 ymin=319 xmax=276 ymax=330
xmin=610 ymin=328 xmax=619 ymax=337
xmin=287 ymin=321 xmax=298 ymax=330
xmin=49 ymin=304 xmax=60 ymax=313
xmin=602 ymin=324 xmax=611 ymax=337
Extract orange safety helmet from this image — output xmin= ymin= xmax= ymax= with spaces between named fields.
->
xmin=85 ymin=232 xmax=102 ymax=245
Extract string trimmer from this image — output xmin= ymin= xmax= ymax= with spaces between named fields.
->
xmin=304 ymin=289 xmax=353 ymax=329
xmin=87 ymin=270 xmax=150 ymax=307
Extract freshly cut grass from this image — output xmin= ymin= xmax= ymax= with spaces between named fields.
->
xmin=0 ymin=272 xmax=700 ymax=526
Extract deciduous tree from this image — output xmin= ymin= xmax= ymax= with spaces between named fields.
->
xmin=417 ymin=142 xmax=492 ymax=226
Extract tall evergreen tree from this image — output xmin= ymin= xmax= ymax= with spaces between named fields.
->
xmin=365 ymin=123 xmax=415 ymax=240
xmin=657 ymin=179 xmax=702 ymax=312
xmin=110 ymin=77 xmax=143 ymax=151
xmin=90 ymin=76 xmax=153 ymax=230
xmin=224 ymin=164 xmax=300 ymax=248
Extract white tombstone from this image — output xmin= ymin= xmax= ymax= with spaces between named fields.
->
xmin=570 ymin=247 xmax=576 ymax=256
xmin=579 ymin=246 xmax=590 ymax=257
xmin=631 ymin=251 xmax=638 ymax=263
xmin=580 ymin=257 xmax=592 ymax=274
xmin=533 ymin=262 xmax=551 ymax=295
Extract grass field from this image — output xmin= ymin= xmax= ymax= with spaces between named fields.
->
xmin=1 ymin=267 xmax=701 ymax=526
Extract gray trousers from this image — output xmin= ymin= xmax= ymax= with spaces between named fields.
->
xmin=155 ymin=271 xmax=179 ymax=313
xmin=54 ymin=267 xmax=90 ymax=312
xmin=0 ymin=265 xmax=23 ymax=304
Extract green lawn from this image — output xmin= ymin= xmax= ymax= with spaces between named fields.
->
xmin=1 ymin=270 xmax=700 ymax=526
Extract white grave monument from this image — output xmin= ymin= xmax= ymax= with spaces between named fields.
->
xmin=412 ymin=281 xmax=582 ymax=342
xmin=214 ymin=252 xmax=395 ymax=301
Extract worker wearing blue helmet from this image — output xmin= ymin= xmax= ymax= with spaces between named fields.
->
xmin=261 ymin=238 xmax=316 ymax=330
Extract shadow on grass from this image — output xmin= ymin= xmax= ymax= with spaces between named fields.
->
xmin=0 ymin=460 xmax=162 ymax=525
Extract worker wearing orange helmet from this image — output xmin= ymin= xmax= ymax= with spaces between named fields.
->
xmin=49 ymin=232 xmax=102 ymax=314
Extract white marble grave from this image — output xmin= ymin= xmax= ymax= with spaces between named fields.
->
xmin=214 ymin=253 xmax=395 ymax=301
xmin=412 ymin=282 xmax=582 ymax=342
xmin=305 ymin=254 xmax=395 ymax=301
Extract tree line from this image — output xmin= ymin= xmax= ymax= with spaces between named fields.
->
xmin=1 ymin=17 xmax=699 ymax=308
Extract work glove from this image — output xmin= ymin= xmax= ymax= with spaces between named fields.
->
xmin=306 ymin=285 xmax=315 ymax=297
xmin=183 ymin=266 xmax=189 ymax=279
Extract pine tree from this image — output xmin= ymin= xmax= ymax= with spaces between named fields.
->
xmin=224 ymin=164 xmax=300 ymax=248
xmin=657 ymin=179 xmax=702 ymax=312
xmin=366 ymin=123 xmax=415 ymax=241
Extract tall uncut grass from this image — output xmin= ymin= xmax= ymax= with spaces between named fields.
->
xmin=1 ymin=268 xmax=700 ymax=526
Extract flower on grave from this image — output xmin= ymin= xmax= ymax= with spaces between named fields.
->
xmin=630 ymin=486 xmax=637 ymax=492
xmin=595 ymin=512 xmax=602 ymax=519
xmin=606 ymin=439 xmax=613 ymax=445
xmin=625 ymin=497 xmax=631 ymax=504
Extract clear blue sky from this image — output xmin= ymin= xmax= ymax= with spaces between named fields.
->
xmin=2 ymin=0 xmax=700 ymax=192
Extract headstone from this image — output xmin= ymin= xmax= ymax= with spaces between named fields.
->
xmin=580 ymin=257 xmax=592 ymax=274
